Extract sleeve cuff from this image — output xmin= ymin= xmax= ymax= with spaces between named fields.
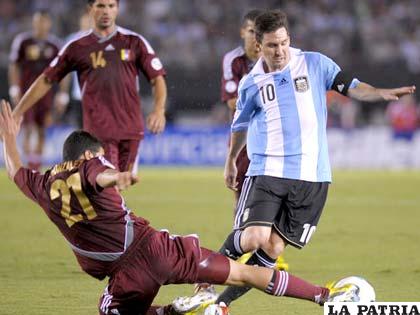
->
xmin=349 ymin=78 xmax=360 ymax=89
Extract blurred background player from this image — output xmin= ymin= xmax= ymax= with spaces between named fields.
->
xmin=385 ymin=94 xmax=419 ymax=167
xmin=12 ymin=0 xmax=167 ymax=173
xmin=386 ymin=94 xmax=419 ymax=142
xmin=8 ymin=9 xmax=62 ymax=170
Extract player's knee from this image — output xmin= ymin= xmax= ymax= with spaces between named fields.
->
xmin=242 ymin=227 xmax=271 ymax=251
xmin=262 ymin=232 xmax=286 ymax=257
xmin=263 ymin=239 xmax=285 ymax=257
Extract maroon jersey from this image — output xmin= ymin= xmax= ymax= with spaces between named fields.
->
xmin=44 ymin=27 xmax=166 ymax=141
xmin=221 ymin=46 xmax=255 ymax=106
xmin=14 ymin=156 xmax=152 ymax=279
xmin=10 ymin=32 xmax=60 ymax=106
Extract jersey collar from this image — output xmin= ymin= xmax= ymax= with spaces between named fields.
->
xmin=93 ymin=26 xmax=119 ymax=43
xmin=250 ymin=47 xmax=302 ymax=75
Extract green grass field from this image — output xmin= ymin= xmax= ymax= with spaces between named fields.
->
xmin=1 ymin=168 xmax=419 ymax=314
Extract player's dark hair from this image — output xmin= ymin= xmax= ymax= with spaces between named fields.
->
xmin=241 ymin=9 xmax=264 ymax=27
xmin=62 ymin=130 xmax=103 ymax=162
xmin=255 ymin=10 xmax=289 ymax=43
xmin=87 ymin=0 xmax=119 ymax=5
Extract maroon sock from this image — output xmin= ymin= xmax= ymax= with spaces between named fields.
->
xmin=265 ymin=270 xmax=329 ymax=304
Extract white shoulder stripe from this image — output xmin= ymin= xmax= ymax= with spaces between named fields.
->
xmin=58 ymin=29 xmax=92 ymax=56
xmin=117 ymin=26 xmax=155 ymax=54
xmin=9 ymin=32 xmax=32 ymax=62
xmin=223 ymin=46 xmax=245 ymax=80
xmin=98 ymin=156 xmax=116 ymax=169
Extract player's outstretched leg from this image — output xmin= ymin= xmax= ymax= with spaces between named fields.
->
xmin=227 ymin=261 xmax=329 ymax=303
xmin=205 ymin=260 xmax=356 ymax=314
xmin=174 ymin=228 xmax=290 ymax=312
xmin=182 ymin=226 xmax=290 ymax=311
xmin=215 ymin=248 xmax=276 ymax=306
xmin=173 ymin=249 xmax=357 ymax=314
xmin=172 ymin=230 xmax=248 ymax=313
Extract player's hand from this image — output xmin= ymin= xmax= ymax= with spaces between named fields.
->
xmin=224 ymin=158 xmax=239 ymax=191
xmin=379 ymin=85 xmax=416 ymax=101
xmin=116 ymin=172 xmax=139 ymax=191
xmin=146 ymin=110 xmax=166 ymax=134
xmin=0 ymin=99 xmax=22 ymax=140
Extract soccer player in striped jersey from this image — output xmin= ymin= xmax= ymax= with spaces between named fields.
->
xmin=12 ymin=0 xmax=167 ymax=173
xmin=175 ymin=9 xmax=416 ymax=315
xmin=188 ymin=10 xmax=289 ymax=312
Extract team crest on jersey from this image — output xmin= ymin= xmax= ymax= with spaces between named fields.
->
xmin=120 ymin=49 xmax=132 ymax=61
xmin=294 ymin=76 xmax=309 ymax=92
xmin=26 ymin=45 xmax=41 ymax=60
xmin=151 ymin=57 xmax=163 ymax=70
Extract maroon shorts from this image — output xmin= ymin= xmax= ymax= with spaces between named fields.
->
xmin=98 ymin=230 xmax=230 ymax=315
xmin=23 ymin=101 xmax=51 ymax=127
xmin=102 ymin=139 xmax=140 ymax=172
xmin=234 ymin=146 xmax=250 ymax=202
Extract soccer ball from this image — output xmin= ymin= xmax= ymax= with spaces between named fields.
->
xmin=334 ymin=276 xmax=376 ymax=302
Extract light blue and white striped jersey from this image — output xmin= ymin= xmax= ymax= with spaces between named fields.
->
xmin=232 ymin=48 xmax=359 ymax=182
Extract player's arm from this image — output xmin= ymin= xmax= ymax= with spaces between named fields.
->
xmin=226 ymin=98 xmax=237 ymax=111
xmin=8 ymin=62 xmax=21 ymax=106
xmin=329 ymin=69 xmax=416 ymax=102
xmin=347 ymin=82 xmax=416 ymax=102
xmin=96 ymin=169 xmax=139 ymax=191
xmin=224 ymin=84 xmax=254 ymax=190
xmin=12 ymin=74 xmax=53 ymax=120
xmin=0 ymin=100 xmax=23 ymax=180
xmin=147 ymin=75 xmax=167 ymax=134
xmin=53 ymin=74 xmax=71 ymax=117
xmin=225 ymin=130 xmax=247 ymax=191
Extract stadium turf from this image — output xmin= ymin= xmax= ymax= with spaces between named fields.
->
xmin=1 ymin=168 xmax=419 ymax=314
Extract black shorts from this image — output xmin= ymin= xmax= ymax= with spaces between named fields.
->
xmin=234 ymin=176 xmax=329 ymax=249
